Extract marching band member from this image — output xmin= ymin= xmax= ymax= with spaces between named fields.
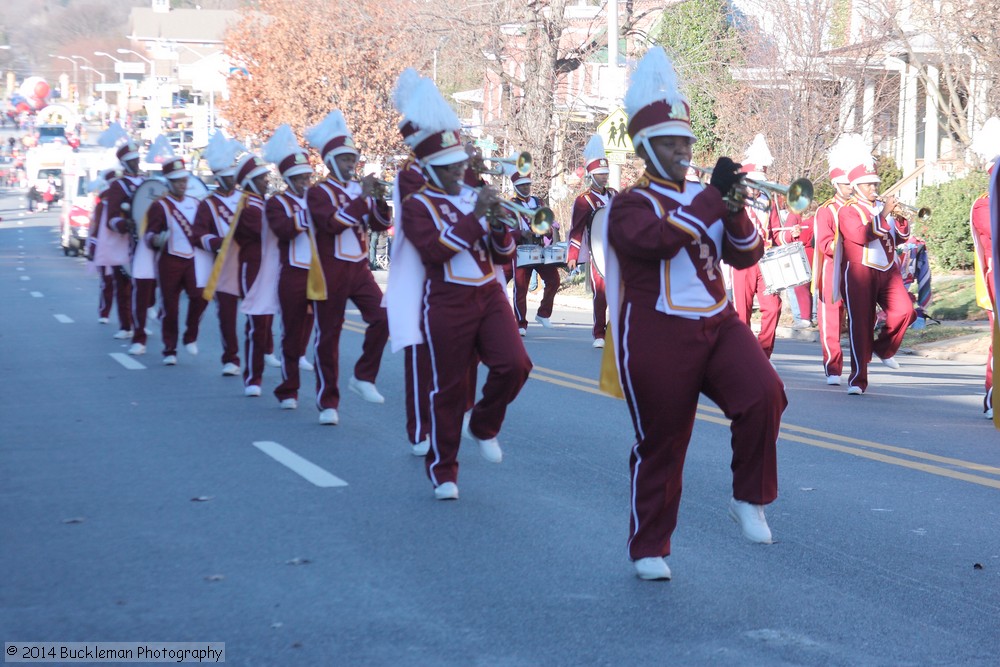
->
xmin=567 ymin=135 xmax=616 ymax=347
xmin=779 ymin=202 xmax=815 ymax=329
xmin=99 ymin=126 xmax=149 ymax=355
xmin=730 ymin=134 xmax=783 ymax=359
xmin=88 ymin=166 xmax=132 ymax=338
xmin=970 ymin=117 xmax=999 ymax=420
xmin=193 ymin=132 xmax=245 ymax=376
xmin=601 ymin=47 xmax=786 ymax=580
xmin=397 ymin=77 xmax=531 ymax=499
xmin=230 ymin=152 xmax=276 ymax=397
xmin=506 ymin=164 xmax=560 ymax=334
xmin=305 ymin=110 xmax=391 ymax=425
xmin=836 ymin=134 xmax=916 ymax=395
xmin=143 ymin=152 xmax=208 ymax=365
xmin=263 ymin=125 xmax=318 ymax=410
xmin=812 ymin=136 xmax=855 ymax=384
xmin=386 ymin=68 xmax=434 ymax=456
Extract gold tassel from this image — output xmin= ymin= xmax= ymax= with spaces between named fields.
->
xmin=306 ymin=225 xmax=327 ymax=301
xmin=203 ymin=194 xmax=248 ymax=301
xmin=598 ymin=328 xmax=624 ymax=399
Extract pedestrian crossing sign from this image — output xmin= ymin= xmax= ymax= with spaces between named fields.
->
xmin=597 ymin=108 xmax=633 ymax=154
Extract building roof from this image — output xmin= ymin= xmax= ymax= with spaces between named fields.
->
xmin=128 ymin=7 xmax=241 ymax=44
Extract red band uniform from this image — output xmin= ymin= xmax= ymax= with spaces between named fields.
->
xmin=509 ymin=188 xmax=560 ymax=331
xmin=568 ymin=185 xmax=615 ymax=342
xmin=813 ymin=193 xmax=849 ymax=380
xmin=193 ymin=188 xmax=243 ymax=368
xmin=731 ymin=200 xmax=783 ymax=358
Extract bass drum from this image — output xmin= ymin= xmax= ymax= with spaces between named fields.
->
xmin=130 ymin=175 xmax=211 ymax=225
xmin=589 ymin=207 xmax=608 ymax=278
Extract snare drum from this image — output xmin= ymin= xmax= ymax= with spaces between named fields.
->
xmin=516 ymin=244 xmax=543 ymax=268
xmin=543 ymin=241 xmax=568 ymax=266
xmin=758 ymin=241 xmax=812 ymax=294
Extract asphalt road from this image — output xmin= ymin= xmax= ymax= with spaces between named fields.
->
xmin=1 ymin=189 xmax=998 ymax=666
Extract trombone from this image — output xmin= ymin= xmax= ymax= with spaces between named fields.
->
xmin=472 ymin=151 xmax=533 ymax=177
xmin=679 ymin=160 xmax=814 ymax=214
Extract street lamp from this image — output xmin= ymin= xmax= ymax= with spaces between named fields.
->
xmin=80 ymin=66 xmax=106 ymax=101
xmin=70 ymin=55 xmax=93 ymax=100
xmin=49 ymin=54 xmax=78 ymax=104
xmin=117 ymin=48 xmax=160 ymax=137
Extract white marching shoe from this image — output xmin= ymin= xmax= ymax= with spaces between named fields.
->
xmin=986 ymin=408 xmax=994 ymax=419
xmin=634 ymin=557 xmax=672 ymax=581
xmin=97 ymin=317 xmax=110 ymax=324
xmin=127 ymin=342 xmax=146 ymax=356
xmin=847 ymin=385 xmax=863 ymax=396
xmin=411 ymin=439 xmax=430 ymax=456
xmin=462 ymin=418 xmax=503 ymax=463
xmin=280 ymin=398 xmax=298 ymax=410
xmin=826 ymin=375 xmax=842 ymax=386
xmin=113 ymin=329 xmax=133 ymax=340
xmin=319 ymin=408 xmax=339 ymax=425
xmin=879 ymin=355 xmax=900 ymax=369
xmin=244 ymin=385 xmax=262 ymax=397
xmin=728 ymin=498 xmax=773 ymax=544
xmin=298 ymin=356 xmax=314 ymax=372
xmin=592 ymin=338 xmax=605 ymax=349
xmin=534 ymin=315 xmax=553 ymax=328
xmin=518 ymin=327 xmax=527 ymax=337
xmin=264 ymin=353 xmax=282 ymax=368
xmin=184 ymin=342 xmax=199 ymax=356
xmin=163 ymin=355 xmax=178 ymax=366
xmin=222 ymin=363 xmax=240 ymax=376
xmin=434 ymin=482 xmax=459 ymax=500
xmin=349 ymin=377 xmax=385 ymax=404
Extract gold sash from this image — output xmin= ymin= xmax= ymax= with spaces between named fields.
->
xmin=306 ymin=224 xmax=327 ymax=301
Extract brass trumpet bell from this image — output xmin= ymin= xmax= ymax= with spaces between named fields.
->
xmin=493 ymin=200 xmax=555 ymax=236
xmin=680 ymin=160 xmax=814 ymax=214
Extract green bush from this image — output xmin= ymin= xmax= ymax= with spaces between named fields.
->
xmin=915 ymin=172 xmax=989 ymax=271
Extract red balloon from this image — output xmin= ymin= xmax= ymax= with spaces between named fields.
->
xmin=15 ymin=102 xmax=31 ymax=113
xmin=34 ymin=81 xmax=50 ymax=99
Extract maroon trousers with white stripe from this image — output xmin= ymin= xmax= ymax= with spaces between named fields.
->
xmin=423 ymin=280 xmax=531 ymax=486
xmin=99 ymin=267 xmax=132 ymax=332
xmin=511 ymin=264 xmax=560 ymax=329
xmin=240 ymin=259 xmax=273 ymax=389
xmin=131 ymin=278 xmax=157 ymax=346
xmin=589 ymin=261 xmax=607 ymax=341
xmin=817 ymin=260 xmax=844 ymax=378
xmin=842 ymin=262 xmax=916 ymax=392
xmin=404 ymin=343 xmax=479 ymax=446
xmin=273 ymin=267 xmax=315 ymax=402
xmin=732 ymin=263 xmax=782 ymax=358
xmin=157 ymin=253 xmax=208 ymax=357
xmin=215 ymin=292 xmax=240 ymax=366
xmin=617 ymin=305 xmax=785 ymax=560
xmin=312 ymin=260 xmax=388 ymax=411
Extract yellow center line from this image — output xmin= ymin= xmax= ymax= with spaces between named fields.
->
xmin=528 ymin=365 xmax=1000 ymax=488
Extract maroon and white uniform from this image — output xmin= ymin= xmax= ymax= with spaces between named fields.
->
xmin=106 ymin=174 xmax=152 ymax=345
xmin=779 ymin=209 xmax=815 ymax=323
xmin=971 ymin=193 xmax=994 ymax=414
xmin=813 ymin=195 xmax=849 ymax=379
xmin=731 ymin=200 xmax=782 ymax=358
xmin=604 ymin=175 xmax=786 ymax=561
xmin=509 ymin=194 xmax=560 ymax=330
xmin=838 ymin=199 xmax=917 ymax=392
xmin=307 ymin=177 xmax=391 ymax=412
xmin=568 ymin=186 xmax=616 ymax=340
xmin=401 ymin=186 xmax=532 ymax=487
xmin=267 ymin=190 xmax=316 ymax=402
xmin=232 ymin=192 xmax=274 ymax=390
xmin=90 ymin=190 xmax=133 ymax=333
xmin=144 ymin=192 xmax=208 ymax=357
xmin=392 ymin=161 xmax=435 ymax=446
xmin=193 ymin=189 xmax=243 ymax=367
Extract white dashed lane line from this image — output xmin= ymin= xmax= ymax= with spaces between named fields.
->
xmin=20 ymin=276 xmax=30 ymax=281
xmin=29 ymin=291 xmax=42 ymax=297
xmin=253 ymin=441 xmax=348 ymax=488
xmin=109 ymin=353 xmax=146 ymax=370
xmin=54 ymin=314 xmax=74 ymax=323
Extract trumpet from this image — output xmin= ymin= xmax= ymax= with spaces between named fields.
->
xmin=679 ymin=160 xmax=814 ymax=214
xmin=471 ymin=151 xmax=533 ymax=177
xmin=877 ymin=197 xmax=931 ymax=221
xmin=353 ymin=174 xmax=393 ymax=200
